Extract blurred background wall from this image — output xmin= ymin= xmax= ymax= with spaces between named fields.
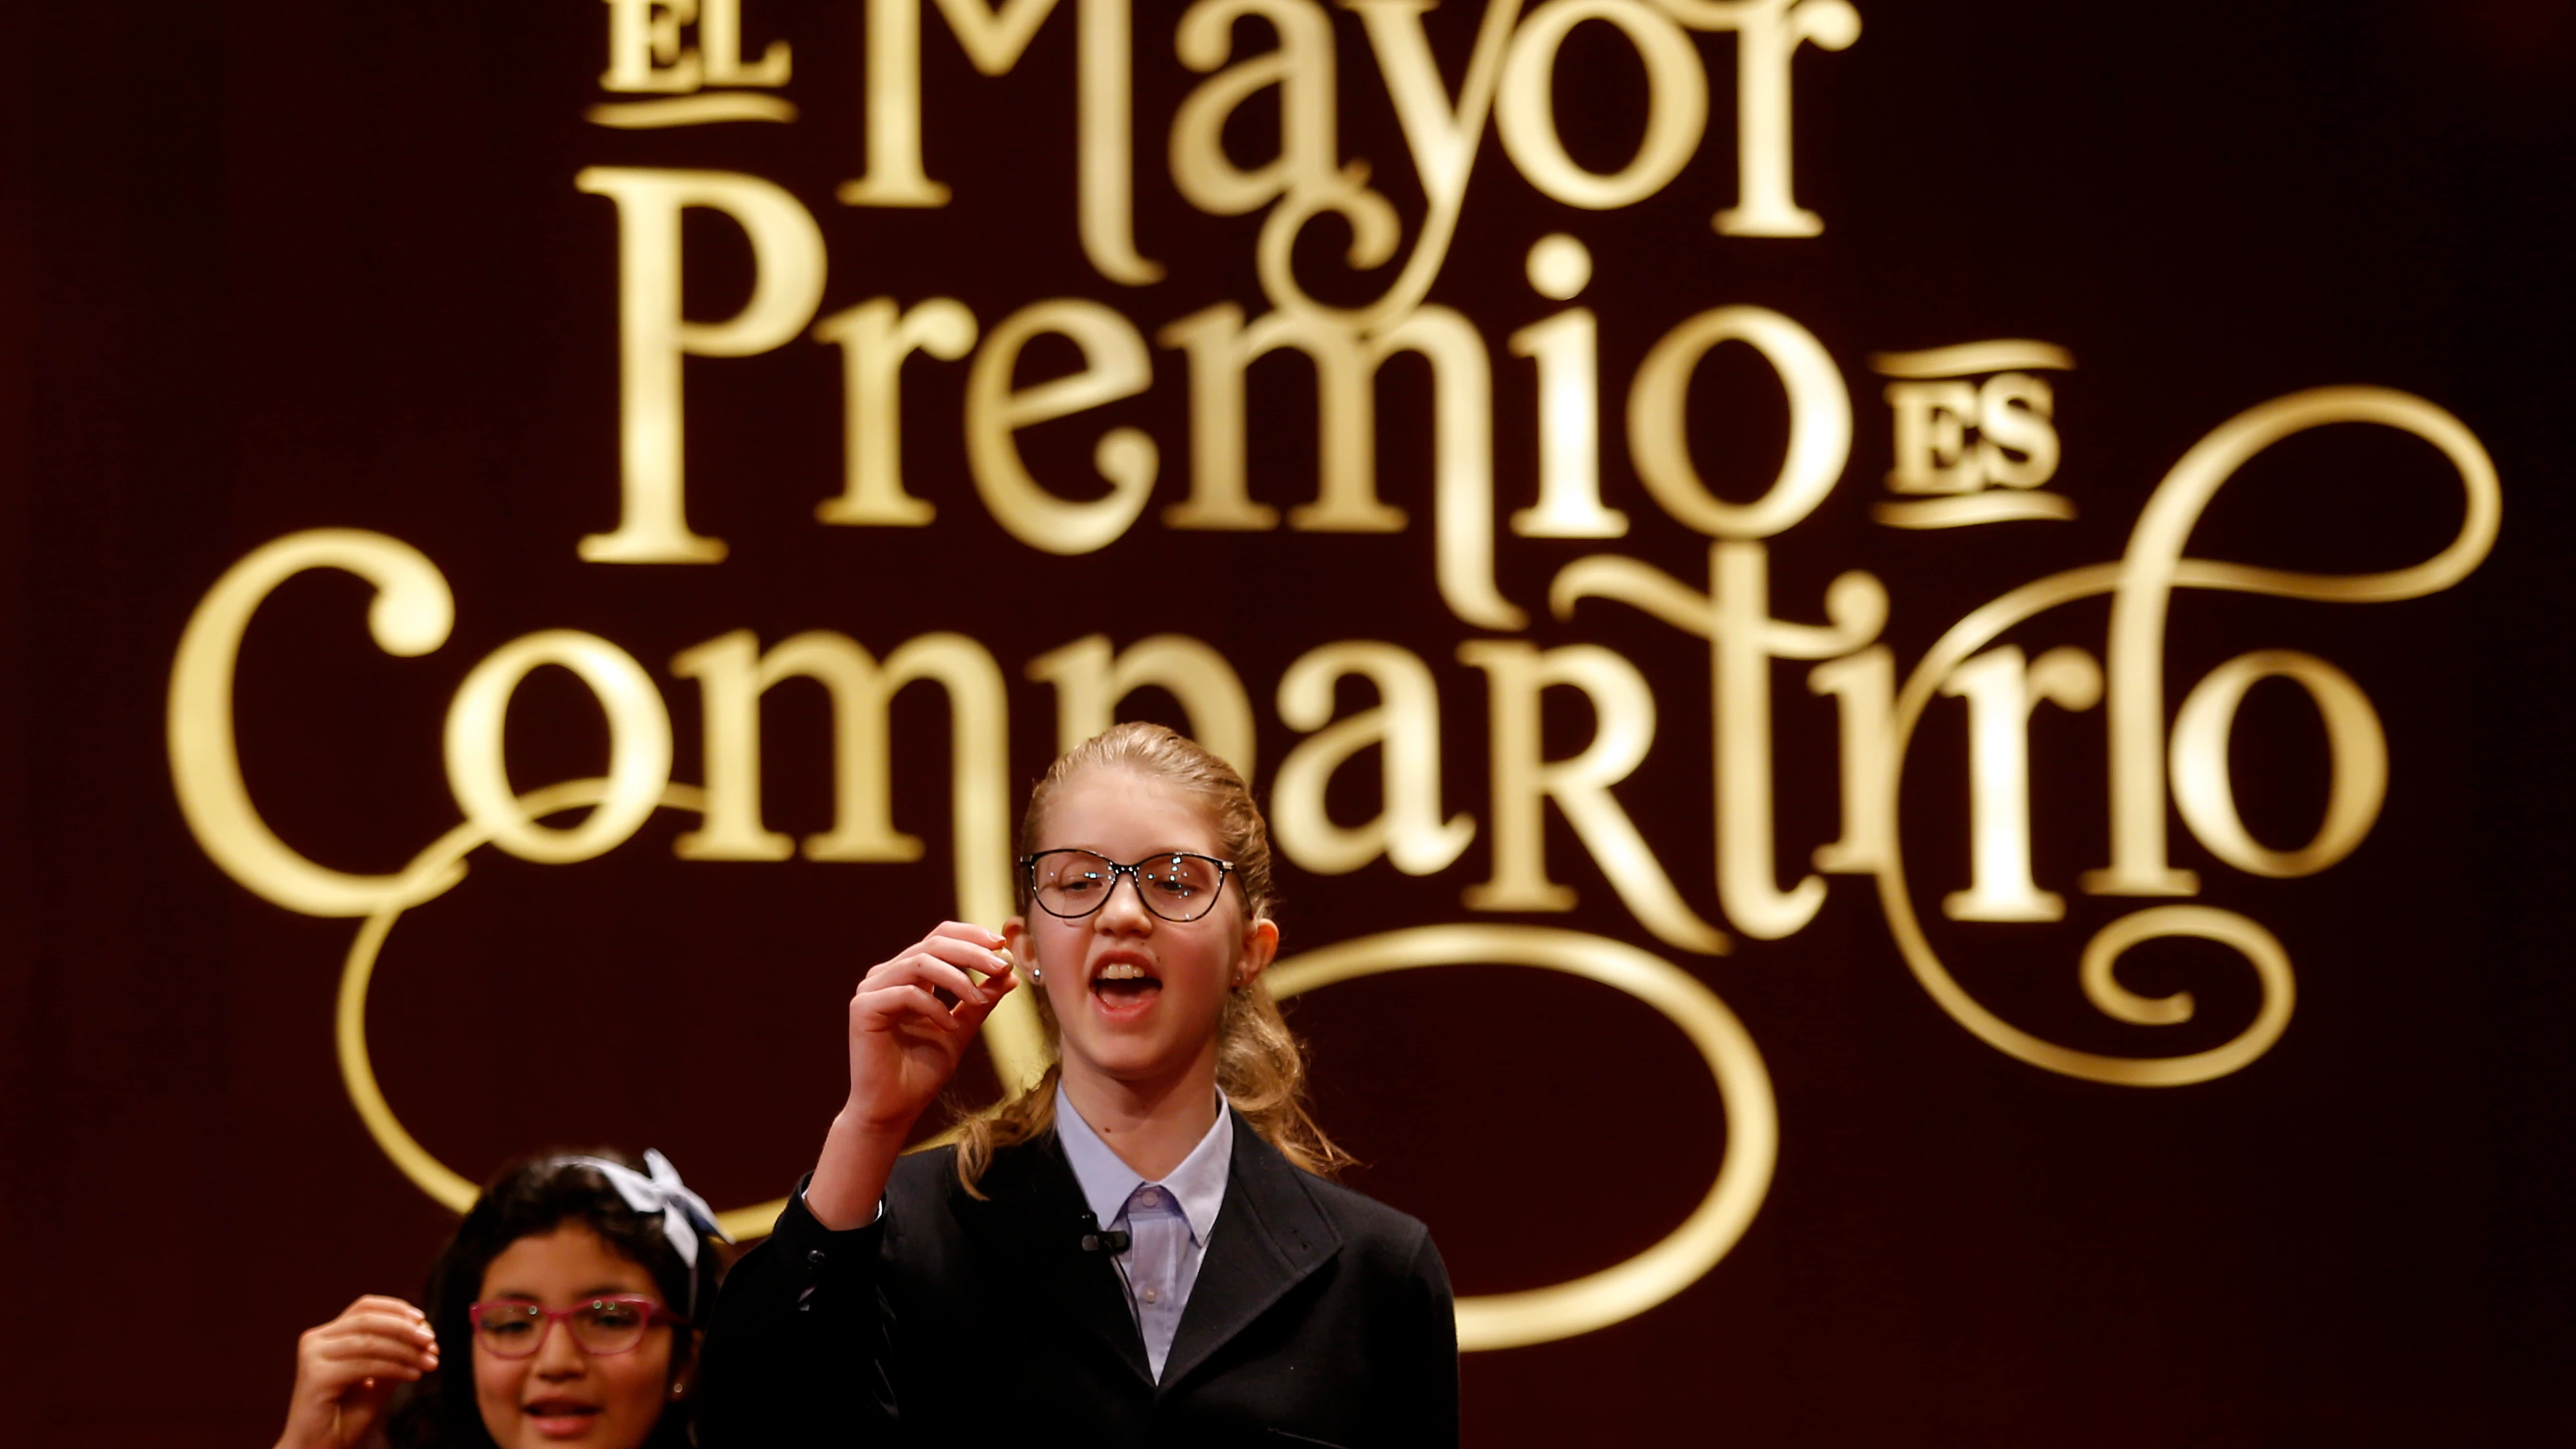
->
xmin=5 ymin=1 xmax=2570 ymax=1442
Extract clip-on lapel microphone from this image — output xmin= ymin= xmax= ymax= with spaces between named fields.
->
xmin=1079 ymin=1211 xmax=1132 ymax=1254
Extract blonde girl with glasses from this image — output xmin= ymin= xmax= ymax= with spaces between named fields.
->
xmin=700 ymin=723 xmax=1458 ymax=1446
xmin=271 ymin=1149 xmax=724 ymax=1449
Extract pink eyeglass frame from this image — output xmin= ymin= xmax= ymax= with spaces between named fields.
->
xmin=466 ymin=1296 xmax=689 ymax=1358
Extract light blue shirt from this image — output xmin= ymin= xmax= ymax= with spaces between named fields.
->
xmin=1053 ymin=1085 xmax=1233 ymax=1381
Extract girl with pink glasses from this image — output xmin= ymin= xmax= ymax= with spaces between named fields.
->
xmin=271 ymin=1149 xmax=724 ymax=1449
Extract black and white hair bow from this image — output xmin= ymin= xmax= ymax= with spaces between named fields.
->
xmin=559 ymin=1149 xmax=732 ymax=1311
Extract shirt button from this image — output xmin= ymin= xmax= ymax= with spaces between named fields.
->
xmin=1135 ymin=1187 xmax=1161 ymax=1207
xmin=1141 ymin=1286 xmax=1161 ymax=1304
xmin=806 ymin=1248 xmax=827 ymax=1267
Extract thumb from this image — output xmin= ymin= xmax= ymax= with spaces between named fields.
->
xmin=338 ymin=1379 xmax=399 ymax=1445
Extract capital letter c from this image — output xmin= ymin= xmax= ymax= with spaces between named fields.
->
xmin=168 ymin=528 xmax=462 ymax=917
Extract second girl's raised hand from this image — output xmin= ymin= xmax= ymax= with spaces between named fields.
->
xmin=271 ymin=1294 xmax=437 ymax=1449
xmin=841 ymin=921 xmax=1018 ymax=1136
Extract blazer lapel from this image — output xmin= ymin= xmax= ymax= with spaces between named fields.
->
xmin=958 ymin=1132 xmax=1155 ymax=1388
xmin=1156 ymin=1112 xmax=1343 ymax=1391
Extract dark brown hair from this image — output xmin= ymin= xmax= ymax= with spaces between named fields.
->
xmin=387 ymin=1149 xmax=718 ymax=1449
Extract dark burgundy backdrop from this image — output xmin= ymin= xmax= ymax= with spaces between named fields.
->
xmin=6 ymin=2 xmax=2572 ymax=1444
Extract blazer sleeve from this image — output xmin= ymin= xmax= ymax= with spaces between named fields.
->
xmin=1392 ymin=1226 xmax=1462 ymax=1446
xmin=696 ymin=1176 xmax=897 ymax=1448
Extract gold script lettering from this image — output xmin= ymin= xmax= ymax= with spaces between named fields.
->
xmin=1027 ymin=633 xmax=1258 ymax=780
xmin=573 ymin=167 xmax=827 ymax=563
xmin=1496 ymin=0 xmax=1709 ymax=210
xmin=812 ymin=296 xmax=980 ymax=527
xmin=842 ymin=0 xmax=1160 ymax=285
xmin=964 ymin=298 xmax=1160 ymax=553
xmin=1457 ymin=639 xmax=1728 ymax=954
xmin=1273 ymin=641 xmax=1476 ymax=875
xmin=168 ymin=530 xmax=462 ymax=917
xmin=667 ymin=629 xmax=1015 ymax=876
xmin=444 ymin=631 xmax=675 ymax=865
xmin=1875 ymin=386 xmax=2499 ymax=1085
xmin=1553 ymin=544 xmax=1884 ymax=940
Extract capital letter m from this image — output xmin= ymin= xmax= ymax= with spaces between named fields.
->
xmin=669 ymin=629 xmax=1011 ymax=920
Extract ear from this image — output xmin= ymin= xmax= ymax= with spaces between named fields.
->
xmin=1001 ymin=915 xmax=1034 ymax=979
xmin=1233 ymin=915 xmax=1279 ymax=988
xmin=669 ymin=1328 xmax=703 ymax=1395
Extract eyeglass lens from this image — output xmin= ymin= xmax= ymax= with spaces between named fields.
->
xmin=1030 ymin=850 xmax=1225 ymax=922
xmin=473 ymin=1300 xmax=655 ymax=1357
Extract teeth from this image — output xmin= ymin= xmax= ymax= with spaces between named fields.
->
xmin=1098 ymin=963 xmax=1148 ymax=980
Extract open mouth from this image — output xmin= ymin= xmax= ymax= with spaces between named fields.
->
xmin=1091 ymin=960 xmax=1162 ymax=1010
xmin=523 ymin=1399 xmax=602 ymax=1438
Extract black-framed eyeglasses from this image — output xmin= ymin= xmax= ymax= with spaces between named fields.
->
xmin=1020 ymin=848 xmax=1238 ymax=923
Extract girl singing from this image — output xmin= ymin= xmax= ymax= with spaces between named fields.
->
xmin=700 ymin=723 xmax=1457 ymax=1445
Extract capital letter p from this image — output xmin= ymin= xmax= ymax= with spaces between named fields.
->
xmin=575 ymin=167 xmax=827 ymax=563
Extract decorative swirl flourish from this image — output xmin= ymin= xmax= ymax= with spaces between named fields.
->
xmin=328 ymin=778 xmax=812 ymax=1240
xmin=338 ymin=793 xmax=1774 ymax=1345
xmin=1876 ymin=386 xmax=2501 ymax=1085
xmin=1267 ymin=925 xmax=1776 ymax=1350
xmin=582 ymin=94 xmax=799 ymax=129
xmin=1253 ymin=0 xmax=1524 ymax=331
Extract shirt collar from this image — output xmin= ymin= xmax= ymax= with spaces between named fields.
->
xmin=1054 ymin=1082 xmax=1234 ymax=1245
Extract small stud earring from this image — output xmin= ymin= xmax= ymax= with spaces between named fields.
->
xmin=1030 ymin=966 xmax=1044 ymax=983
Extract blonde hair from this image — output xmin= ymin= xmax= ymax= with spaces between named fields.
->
xmin=954 ymin=722 xmax=1352 ymax=1195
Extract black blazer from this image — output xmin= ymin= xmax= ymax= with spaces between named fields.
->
xmin=698 ymin=1111 xmax=1457 ymax=1447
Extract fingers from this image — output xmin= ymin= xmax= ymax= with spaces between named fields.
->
xmin=847 ymin=923 xmax=1021 ymax=1050
xmin=856 ymin=983 xmax=974 ymax=1035
xmin=924 ymin=920 xmax=1005 ymax=950
xmin=328 ymin=1317 xmax=437 ymax=1352
xmin=307 ymin=1323 xmax=439 ymax=1377
xmin=296 ymin=1345 xmax=433 ymax=1406
xmin=856 ymin=959 xmax=990 ymax=1025
xmin=947 ymin=968 xmax=1018 ymax=1031
xmin=917 ymin=923 xmax=1018 ymax=982
xmin=304 ymin=1298 xmax=437 ymax=1388
xmin=320 ymin=1351 xmax=434 ymax=1387
xmin=890 ymin=954 xmax=992 ymax=1004
xmin=342 ymin=1294 xmax=425 ymax=1319
xmin=331 ymin=1307 xmax=433 ymax=1340
xmin=327 ymin=1306 xmax=435 ymax=1350
xmin=858 ymin=933 xmax=1014 ymax=1010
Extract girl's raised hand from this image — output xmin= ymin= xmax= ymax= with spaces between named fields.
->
xmin=841 ymin=921 xmax=1019 ymax=1136
xmin=272 ymin=1294 xmax=437 ymax=1449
